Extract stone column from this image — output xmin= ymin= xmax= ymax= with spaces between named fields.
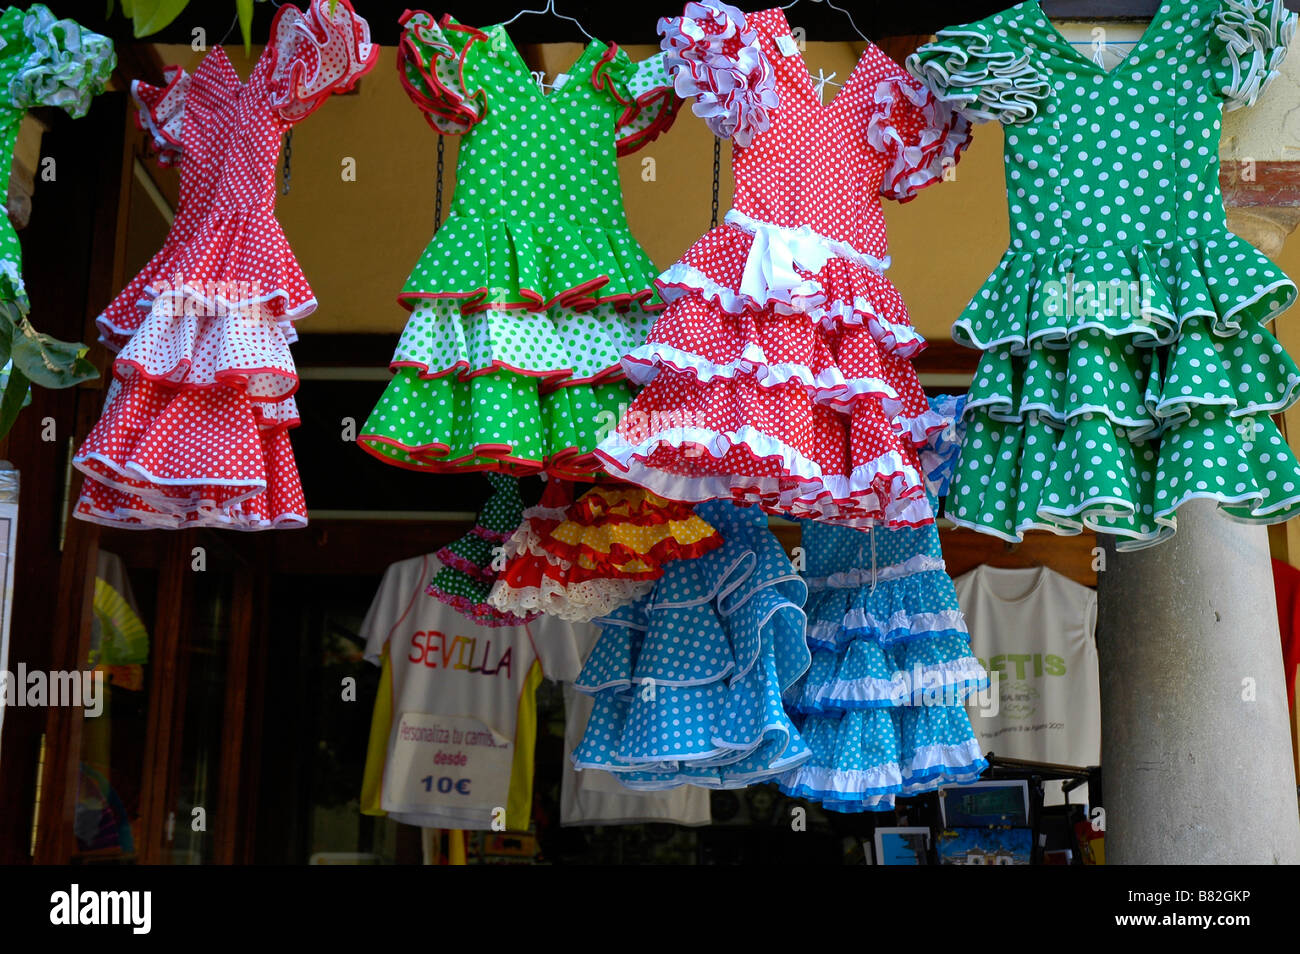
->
xmin=1098 ymin=503 xmax=1300 ymax=864
xmin=1096 ymin=202 xmax=1300 ymax=865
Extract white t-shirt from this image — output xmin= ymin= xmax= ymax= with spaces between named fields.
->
xmin=360 ymin=554 xmax=582 ymax=830
xmin=954 ymin=565 xmax=1100 ymax=805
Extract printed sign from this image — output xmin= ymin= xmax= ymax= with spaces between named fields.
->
xmin=385 ymin=712 xmax=513 ymax=813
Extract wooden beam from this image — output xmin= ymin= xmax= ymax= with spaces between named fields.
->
xmin=1222 ymin=161 xmax=1300 ymax=209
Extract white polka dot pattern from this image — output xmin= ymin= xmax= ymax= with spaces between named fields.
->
xmin=909 ymin=0 xmax=1300 ymax=549
xmin=600 ymin=5 xmax=971 ymax=529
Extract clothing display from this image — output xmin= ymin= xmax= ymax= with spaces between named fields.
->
xmin=780 ymin=396 xmax=988 ymax=811
xmin=94 ymin=52 xmax=238 ymax=354
xmin=571 ymin=498 xmax=812 ymax=788
xmin=425 ymin=473 xmax=537 ymax=627
xmin=596 ymin=2 xmax=970 ymax=529
xmin=488 ymin=479 xmax=724 ymax=622
xmin=14 ymin=0 xmax=1300 ymax=871
xmin=954 ymin=564 xmax=1100 ymax=804
xmin=561 ymin=619 xmax=712 ymax=826
xmin=360 ymin=552 xmax=583 ymax=831
xmin=909 ymin=0 xmax=1300 ymax=549
xmin=0 ymin=5 xmax=113 ymax=424
xmin=359 ymin=11 xmax=679 ymax=478
xmin=73 ymin=0 xmax=378 ymax=530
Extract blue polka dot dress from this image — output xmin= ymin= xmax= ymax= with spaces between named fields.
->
xmin=779 ymin=396 xmax=988 ymax=811
xmin=571 ymin=499 xmax=812 ymax=788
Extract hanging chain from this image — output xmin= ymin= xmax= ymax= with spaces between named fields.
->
xmin=281 ymin=129 xmax=293 ymax=196
xmin=434 ymin=134 xmax=445 ymax=234
xmin=710 ymin=136 xmax=721 ymax=229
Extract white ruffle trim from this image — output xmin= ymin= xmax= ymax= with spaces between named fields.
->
xmin=901 ymin=739 xmax=987 ymax=788
xmin=1215 ymin=0 xmax=1297 ymax=111
xmin=780 ymin=763 xmax=904 ymax=797
xmin=658 ymin=1 xmax=779 ymax=147
xmin=620 ymin=340 xmax=901 ymax=406
xmin=842 ymin=607 xmax=969 ymax=642
xmin=867 ymin=76 xmax=972 ymax=202
xmin=905 ymin=26 xmax=1050 ymax=126
xmin=806 ymin=553 xmax=949 ymax=589
xmin=597 ymin=427 xmax=932 ymax=524
xmin=488 ymin=578 xmax=654 ymax=623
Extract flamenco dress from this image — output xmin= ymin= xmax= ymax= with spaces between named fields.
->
xmin=779 ymin=395 xmax=988 ymax=812
xmin=597 ymin=2 xmax=971 ymax=528
xmin=908 ymin=0 xmax=1300 ymax=549
xmin=487 ymin=480 xmax=724 ymax=622
xmin=0 ymin=6 xmax=113 ymax=426
xmin=425 ymin=473 xmax=539 ymax=627
xmin=73 ymin=0 xmax=377 ymax=530
xmin=571 ymin=499 xmax=812 ymax=789
xmin=359 ymin=11 xmax=679 ymax=478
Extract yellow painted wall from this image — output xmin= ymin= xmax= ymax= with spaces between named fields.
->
xmin=152 ymin=39 xmax=1296 ymax=346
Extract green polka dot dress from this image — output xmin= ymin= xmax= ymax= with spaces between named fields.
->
xmin=908 ymin=0 xmax=1300 ymax=550
xmin=359 ymin=12 xmax=679 ymax=479
xmin=0 ymin=6 xmax=113 ymax=423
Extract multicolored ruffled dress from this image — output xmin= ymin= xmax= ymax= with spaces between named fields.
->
xmin=359 ymin=11 xmax=679 ymax=479
xmin=0 ymin=6 xmax=113 ymax=432
xmin=596 ymin=2 xmax=971 ymax=528
xmin=779 ymin=395 xmax=988 ymax=812
xmin=73 ymin=0 xmax=377 ymax=530
xmin=487 ymin=480 xmax=723 ymax=621
xmin=908 ymin=0 xmax=1300 ymax=549
xmin=426 ymin=473 xmax=537 ymax=627
xmin=571 ymin=499 xmax=812 ymax=789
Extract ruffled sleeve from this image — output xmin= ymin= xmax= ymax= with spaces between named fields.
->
xmin=131 ymin=66 xmax=189 ymax=167
xmin=906 ymin=17 xmax=1049 ymax=126
xmin=657 ymin=0 xmax=779 ymax=147
xmin=1211 ymin=0 xmax=1297 ymax=111
xmin=267 ymin=0 xmax=378 ymax=125
xmin=592 ymin=48 xmax=682 ymax=156
xmin=397 ymin=10 xmax=489 ymax=135
xmin=919 ymin=394 xmax=966 ymax=498
xmin=866 ymin=57 xmax=973 ymax=203
xmin=6 ymin=4 xmax=115 ymax=118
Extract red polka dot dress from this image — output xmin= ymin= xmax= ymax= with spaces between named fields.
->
xmin=73 ymin=0 xmax=378 ymax=530
xmin=597 ymin=3 xmax=972 ymax=529
xmin=95 ymin=49 xmax=243 ymax=354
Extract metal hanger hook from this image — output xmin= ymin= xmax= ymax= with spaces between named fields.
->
xmin=500 ymin=0 xmax=596 ymax=42
xmin=780 ymin=0 xmax=870 ymax=43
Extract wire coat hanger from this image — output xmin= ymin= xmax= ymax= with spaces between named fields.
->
xmin=780 ymin=0 xmax=869 ymax=43
xmin=500 ymin=0 xmax=596 ymax=42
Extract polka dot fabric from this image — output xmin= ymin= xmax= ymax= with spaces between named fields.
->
xmin=779 ymin=398 xmax=988 ymax=812
xmin=597 ymin=5 xmax=972 ymax=529
xmin=488 ymin=481 xmax=724 ymax=621
xmin=97 ymin=51 xmax=243 ymax=353
xmin=0 ymin=5 xmax=115 ymax=304
xmin=72 ymin=0 xmax=377 ymax=531
xmin=360 ymin=13 xmax=680 ymax=479
xmin=571 ymin=499 xmax=813 ymax=788
xmin=908 ymin=0 xmax=1300 ymax=550
xmin=427 ymin=474 xmax=539 ymax=627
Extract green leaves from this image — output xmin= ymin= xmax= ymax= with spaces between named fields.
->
xmin=236 ymin=0 xmax=255 ymax=56
xmin=118 ymin=0 xmax=192 ymax=39
xmin=113 ymin=0 xmax=257 ymax=53
xmin=0 ymin=366 xmax=30 ymax=441
xmin=0 ymin=298 xmax=98 ymax=440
